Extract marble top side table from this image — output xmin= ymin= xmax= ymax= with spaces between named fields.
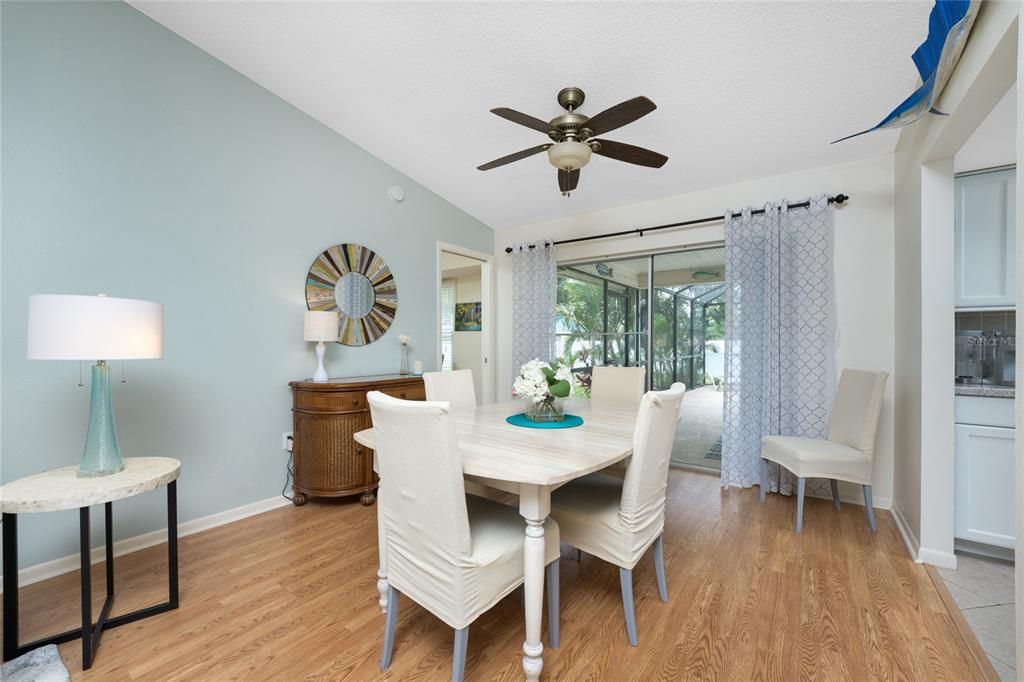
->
xmin=1 ymin=457 xmax=181 ymax=670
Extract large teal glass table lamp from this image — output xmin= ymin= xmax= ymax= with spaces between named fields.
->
xmin=27 ymin=294 xmax=163 ymax=477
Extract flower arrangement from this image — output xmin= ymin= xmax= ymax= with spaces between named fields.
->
xmin=513 ymin=359 xmax=577 ymax=422
xmin=398 ymin=335 xmax=413 ymax=374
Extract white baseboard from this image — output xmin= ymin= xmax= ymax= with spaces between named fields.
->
xmin=888 ymin=505 xmax=957 ymax=568
xmin=917 ymin=546 xmax=958 ymax=569
xmin=891 ymin=503 xmax=921 ymax=561
xmin=838 ymin=491 xmax=892 ymax=510
xmin=2 ymin=495 xmax=292 ymax=589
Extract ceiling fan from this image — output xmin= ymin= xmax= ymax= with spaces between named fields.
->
xmin=477 ymin=87 xmax=668 ymax=196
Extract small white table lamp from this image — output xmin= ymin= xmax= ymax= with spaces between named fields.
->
xmin=27 ymin=294 xmax=163 ymax=477
xmin=304 ymin=310 xmax=339 ymax=383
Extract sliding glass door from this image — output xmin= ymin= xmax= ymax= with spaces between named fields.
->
xmin=653 ymin=248 xmax=726 ymax=472
xmin=555 ymin=247 xmax=725 ymax=394
xmin=556 ymin=257 xmax=648 ymax=387
xmin=650 ymin=251 xmax=726 ymax=390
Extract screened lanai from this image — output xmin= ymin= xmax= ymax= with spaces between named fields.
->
xmin=554 ymin=247 xmax=726 ymax=471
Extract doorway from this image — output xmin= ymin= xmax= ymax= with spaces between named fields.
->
xmin=555 ymin=245 xmax=726 ymax=471
xmin=942 ymin=83 xmax=1017 ymax=679
xmin=438 ymin=245 xmax=493 ymax=404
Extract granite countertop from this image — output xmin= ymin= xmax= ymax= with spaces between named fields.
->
xmin=954 ymin=384 xmax=1016 ymax=399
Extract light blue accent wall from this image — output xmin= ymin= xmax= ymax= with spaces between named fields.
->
xmin=1 ymin=1 xmax=493 ymax=568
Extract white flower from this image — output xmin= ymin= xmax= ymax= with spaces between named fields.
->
xmin=513 ymin=359 xmax=562 ymax=403
xmin=554 ymin=365 xmax=574 ymax=384
xmin=513 ymin=375 xmax=545 ymax=401
xmin=398 ymin=334 xmax=413 ymax=346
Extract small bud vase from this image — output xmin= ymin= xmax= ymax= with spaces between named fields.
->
xmin=399 ymin=346 xmax=410 ymax=375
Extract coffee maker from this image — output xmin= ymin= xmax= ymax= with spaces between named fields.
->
xmin=956 ymin=329 xmax=1016 ymax=386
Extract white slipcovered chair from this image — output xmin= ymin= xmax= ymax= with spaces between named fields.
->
xmin=589 ymin=367 xmax=650 ymax=483
xmin=548 ymin=384 xmax=686 ymax=646
xmin=599 ymin=381 xmax=685 ymax=484
xmin=423 ymin=369 xmax=477 ymax=409
xmin=368 ymin=392 xmax=561 ymax=682
xmin=669 ymin=382 xmax=687 ymax=422
xmin=759 ymin=369 xmax=888 ymax=533
xmin=424 ymin=369 xmax=516 ymax=504
xmin=590 ymin=366 xmax=645 ymax=406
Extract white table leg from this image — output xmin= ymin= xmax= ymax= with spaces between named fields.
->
xmin=519 ymin=484 xmax=551 ymax=681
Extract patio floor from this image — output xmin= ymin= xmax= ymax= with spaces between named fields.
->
xmin=671 ymin=385 xmax=723 ymax=471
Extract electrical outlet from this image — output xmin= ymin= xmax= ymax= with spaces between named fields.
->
xmin=282 ymin=432 xmax=293 ymax=451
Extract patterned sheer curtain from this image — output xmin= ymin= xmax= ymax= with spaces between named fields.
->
xmin=721 ymin=196 xmax=836 ymax=496
xmin=510 ymin=240 xmax=557 ymax=388
xmin=440 ymin=279 xmax=456 ymax=371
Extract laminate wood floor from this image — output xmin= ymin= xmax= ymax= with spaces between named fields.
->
xmin=5 ymin=470 xmax=989 ymax=680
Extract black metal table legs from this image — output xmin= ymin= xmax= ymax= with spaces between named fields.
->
xmin=2 ymin=481 xmax=179 ymax=670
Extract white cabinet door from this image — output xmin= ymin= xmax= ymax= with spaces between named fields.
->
xmin=954 ymin=168 xmax=1016 ymax=308
xmin=954 ymin=423 xmax=1015 ymax=548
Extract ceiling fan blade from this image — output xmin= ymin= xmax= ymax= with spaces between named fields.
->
xmin=490 ymin=107 xmax=553 ymax=134
xmin=477 ymin=144 xmax=551 ymax=171
xmin=558 ymin=168 xmax=580 ymax=193
xmin=591 ymin=139 xmax=668 ymax=168
xmin=583 ymin=96 xmax=657 ymax=137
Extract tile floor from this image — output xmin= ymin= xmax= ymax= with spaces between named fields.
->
xmin=671 ymin=385 xmax=722 ymax=470
xmin=938 ymin=553 xmax=1016 ymax=680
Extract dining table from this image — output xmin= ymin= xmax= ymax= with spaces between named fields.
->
xmin=354 ymin=397 xmax=638 ymax=681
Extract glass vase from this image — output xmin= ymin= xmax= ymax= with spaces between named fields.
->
xmin=80 ymin=361 xmax=125 ymax=477
xmin=525 ymin=396 xmax=565 ymax=423
xmin=399 ymin=345 xmax=410 ymax=375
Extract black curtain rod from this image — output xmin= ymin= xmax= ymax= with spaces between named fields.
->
xmin=504 ymin=193 xmax=849 ymax=253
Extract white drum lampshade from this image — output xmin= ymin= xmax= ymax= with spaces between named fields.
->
xmin=26 ymin=294 xmax=164 ymax=477
xmin=304 ymin=310 xmax=339 ymax=382
xmin=28 ymin=294 xmax=163 ymax=360
xmin=303 ymin=310 xmax=339 ymax=343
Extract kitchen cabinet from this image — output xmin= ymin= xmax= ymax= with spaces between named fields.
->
xmin=954 ymin=167 xmax=1016 ymax=308
xmin=954 ymin=395 xmax=1015 ymax=549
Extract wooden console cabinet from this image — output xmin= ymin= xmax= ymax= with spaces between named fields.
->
xmin=288 ymin=374 xmax=425 ymax=506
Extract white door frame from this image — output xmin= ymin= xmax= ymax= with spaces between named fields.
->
xmin=436 ymin=242 xmax=495 ymax=404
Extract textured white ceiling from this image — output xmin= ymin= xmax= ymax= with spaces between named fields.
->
xmin=131 ymin=1 xmax=932 ymax=229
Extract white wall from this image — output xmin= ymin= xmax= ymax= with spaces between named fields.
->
xmin=454 ymin=271 xmax=481 ymax=302
xmin=496 ymin=154 xmax=897 ymax=505
xmin=892 ymin=2 xmax=1018 ymax=568
xmin=451 ymin=269 xmax=483 ymax=400
xmin=955 ymin=83 xmax=1016 ymax=173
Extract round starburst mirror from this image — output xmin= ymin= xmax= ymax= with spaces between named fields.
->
xmin=305 ymin=243 xmax=397 ymax=346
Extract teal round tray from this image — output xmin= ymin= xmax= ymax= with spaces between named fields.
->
xmin=506 ymin=413 xmax=584 ymax=429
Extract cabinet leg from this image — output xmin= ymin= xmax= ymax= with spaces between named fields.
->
xmin=292 ymin=492 xmax=308 ymax=506
xmin=360 ymin=492 xmax=376 ymax=506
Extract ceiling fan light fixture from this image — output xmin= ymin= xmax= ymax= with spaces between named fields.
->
xmin=547 ymin=141 xmax=591 ymax=171
xmin=478 ymin=89 xmax=666 ymax=195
